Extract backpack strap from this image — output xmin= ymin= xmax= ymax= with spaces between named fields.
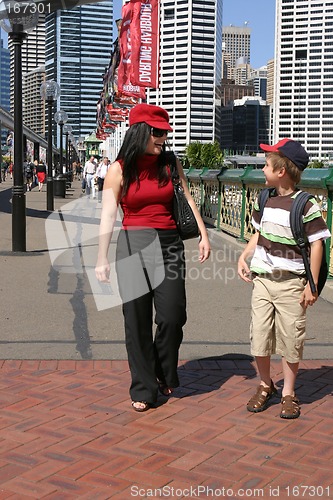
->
xmin=289 ymin=191 xmax=317 ymax=294
xmin=257 ymin=187 xmax=276 ymax=223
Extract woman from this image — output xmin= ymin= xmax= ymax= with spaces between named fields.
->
xmin=35 ymin=160 xmax=46 ymax=192
xmin=95 ymin=103 xmax=210 ymax=412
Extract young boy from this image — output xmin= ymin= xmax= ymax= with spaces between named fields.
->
xmin=238 ymin=138 xmax=330 ymax=419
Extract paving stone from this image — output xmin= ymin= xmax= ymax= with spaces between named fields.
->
xmin=0 ymin=359 xmax=332 ymax=496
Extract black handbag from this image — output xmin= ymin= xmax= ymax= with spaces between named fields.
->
xmin=169 ymin=153 xmax=200 ymax=240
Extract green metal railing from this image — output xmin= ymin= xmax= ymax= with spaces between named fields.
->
xmin=186 ymin=166 xmax=333 ymax=277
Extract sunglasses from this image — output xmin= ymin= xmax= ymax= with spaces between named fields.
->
xmin=150 ymin=127 xmax=168 ymax=138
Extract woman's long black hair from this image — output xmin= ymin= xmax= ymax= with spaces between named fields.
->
xmin=116 ymin=122 xmax=173 ymax=197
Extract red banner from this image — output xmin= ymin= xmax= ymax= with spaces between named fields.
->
xmin=130 ymin=0 xmax=160 ymax=89
xmin=118 ymin=2 xmax=146 ymax=99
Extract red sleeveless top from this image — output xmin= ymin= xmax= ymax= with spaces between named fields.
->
xmin=120 ymin=155 xmax=177 ymax=230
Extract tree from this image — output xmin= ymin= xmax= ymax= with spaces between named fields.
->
xmin=184 ymin=142 xmax=203 ymax=169
xmin=184 ymin=141 xmax=223 ymax=169
xmin=308 ymin=160 xmax=325 ymax=169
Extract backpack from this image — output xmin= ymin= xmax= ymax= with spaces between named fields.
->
xmin=257 ymin=188 xmax=328 ymax=295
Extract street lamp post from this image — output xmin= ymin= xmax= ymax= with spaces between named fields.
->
xmin=63 ymin=124 xmax=72 ymax=172
xmin=40 ymin=80 xmax=60 ymax=211
xmin=68 ymin=136 xmax=72 ymax=172
xmin=0 ymin=1 xmax=39 ymax=251
xmin=54 ymin=110 xmax=68 ymax=174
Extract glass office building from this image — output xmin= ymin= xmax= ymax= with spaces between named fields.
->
xmin=0 ymin=38 xmax=10 ymax=112
xmin=45 ymin=1 xmax=113 ymax=144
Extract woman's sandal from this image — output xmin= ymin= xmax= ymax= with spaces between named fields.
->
xmin=280 ymin=395 xmax=300 ymax=419
xmin=158 ymin=382 xmax=174 ymax=397
xmin=131 ymin=401 xmax=151 ymax=412
xmin=247 ymin=380 xmax=278 ymax=413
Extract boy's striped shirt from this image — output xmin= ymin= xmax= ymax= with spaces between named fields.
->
xmin=250 ymin=190 xmax=330 ymax=275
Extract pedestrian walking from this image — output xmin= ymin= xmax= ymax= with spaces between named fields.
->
xmin=95 ymin=157 xmax=110 ymax=202
xmin=83 ymin=156 xmax=97 ymax=198
xmin=35 ymin=160 xmax=46 ymax=192
xmin=95 ymin=103 xmax=210 ymax=412
xmin=238 ymin=139 xmax=330 ymax=419
xmin=25 ymin=161 xmax=35 ymax=192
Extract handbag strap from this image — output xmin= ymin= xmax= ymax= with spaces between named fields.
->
xmin=167 ymin=152 xmax=180 ymax=185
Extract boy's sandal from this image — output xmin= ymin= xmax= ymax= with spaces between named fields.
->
xmin=247 ymin=380 xmax=278 ymax=413
xmin=158 ymin=382 xmax=174 ymax=397
xmin=280 ymin=395 xmax=300 ymax=419
xmin=131 ymin=401 xmax=150 ymax=412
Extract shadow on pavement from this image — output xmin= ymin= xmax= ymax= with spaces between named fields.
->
xmin=0 ymin=186 xmax=50 ymax=219
xmin=175 ymin=355 xmax=333 ymax=408
xmin=174 ymin=354 xmax=257 ymax=398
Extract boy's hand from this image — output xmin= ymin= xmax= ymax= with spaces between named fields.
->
xmin=238 ymin=256 xmax=252 ymax=283
xmin=300 ymin=282 xmax=318 ymax=308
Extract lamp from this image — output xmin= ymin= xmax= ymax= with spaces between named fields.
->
xmin=0 ymin=0 xmax=39 ymax=251
xmin=63 ymin=124 xmax=72 ymax=172
xmin=40 ymin=80 xmax=60 ymax=211
xmin=54 ymin=110 xmax=68 ymax=174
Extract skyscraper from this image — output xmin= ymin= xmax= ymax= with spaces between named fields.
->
xmin=147 ymin=0 xmax=223 ymax=153
xmin=274 ymin=0 xmax=333 ymax=159
xmin=222 ymin=25 xmax=251 ymax=80
xmin=45 ymin=1 xmax=113 ymax=145
xmin=24 ymin=66 xmax=46 ymax=136
xmin=8 ymin=15 xmax=46 ymax=113
xmin=0 ymin=38 xmax=10 ymax=112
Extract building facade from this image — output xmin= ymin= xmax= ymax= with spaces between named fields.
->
xmin=220 ymin=79 xmax=255 ymax=107
xmin=274 ymin=0 xmax=333 ymax=159
xmin=24 ymin=66 xmax=46 ymax=136
xmin=0 ymin=38 xmax=10 ymax=112
xmin=222 ymin=25 xmax=251 ymax=80
xmin=8 ymin=15 xmax=46 ymax=114
xmin=147 ymin=0 xmax=223 ymax=154
xmin=220 ymin=97 xmax=270 ymax=154
xmin=247 ymin=66 xmax=267 ymax=100
xmin=45 ymin=1 xmax=113 ymax=145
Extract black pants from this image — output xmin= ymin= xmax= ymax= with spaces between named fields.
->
xmin=97 ymin=177 xmax=104 ymax=202
xmin=116 ymin=229 xmax=186 ymax=404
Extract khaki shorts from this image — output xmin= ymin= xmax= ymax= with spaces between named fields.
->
xmin=250 ymin=272 xmax=307 ymax=363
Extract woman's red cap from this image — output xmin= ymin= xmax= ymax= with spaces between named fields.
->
xmin=129 ymin=103 xmax=173 ymax=131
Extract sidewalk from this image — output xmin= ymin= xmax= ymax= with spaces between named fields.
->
xmin=0 ymin=358 xmax=332 ymax=498
xmin=0 ymin=179 xmax=332 ymax=497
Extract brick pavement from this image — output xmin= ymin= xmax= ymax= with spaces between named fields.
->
xmin=0 ymin=358 xmax=332 ymax=498
xmin=1 ymin=180 xmax=333 ymax=497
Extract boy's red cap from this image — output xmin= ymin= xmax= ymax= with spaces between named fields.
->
xmin=260 ymin=138 xmax=309 ymax=171
xmin=129 ymin=103 xmax=173 ymax=131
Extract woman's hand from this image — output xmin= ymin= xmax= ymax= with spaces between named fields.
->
xmin=198 ymin=234 xmax=211 ymax=263
xmin=95 ymin=257 xmax=110 ymax=283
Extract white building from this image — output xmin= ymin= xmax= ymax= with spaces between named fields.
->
xmin=147 ymin=0 xmax=223 ymax=154
xmin=274 ymin=0 xmax=333 ymax=159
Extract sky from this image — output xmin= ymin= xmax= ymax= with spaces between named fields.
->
xmin=1 ymin=0 xmax=276 ymax=68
